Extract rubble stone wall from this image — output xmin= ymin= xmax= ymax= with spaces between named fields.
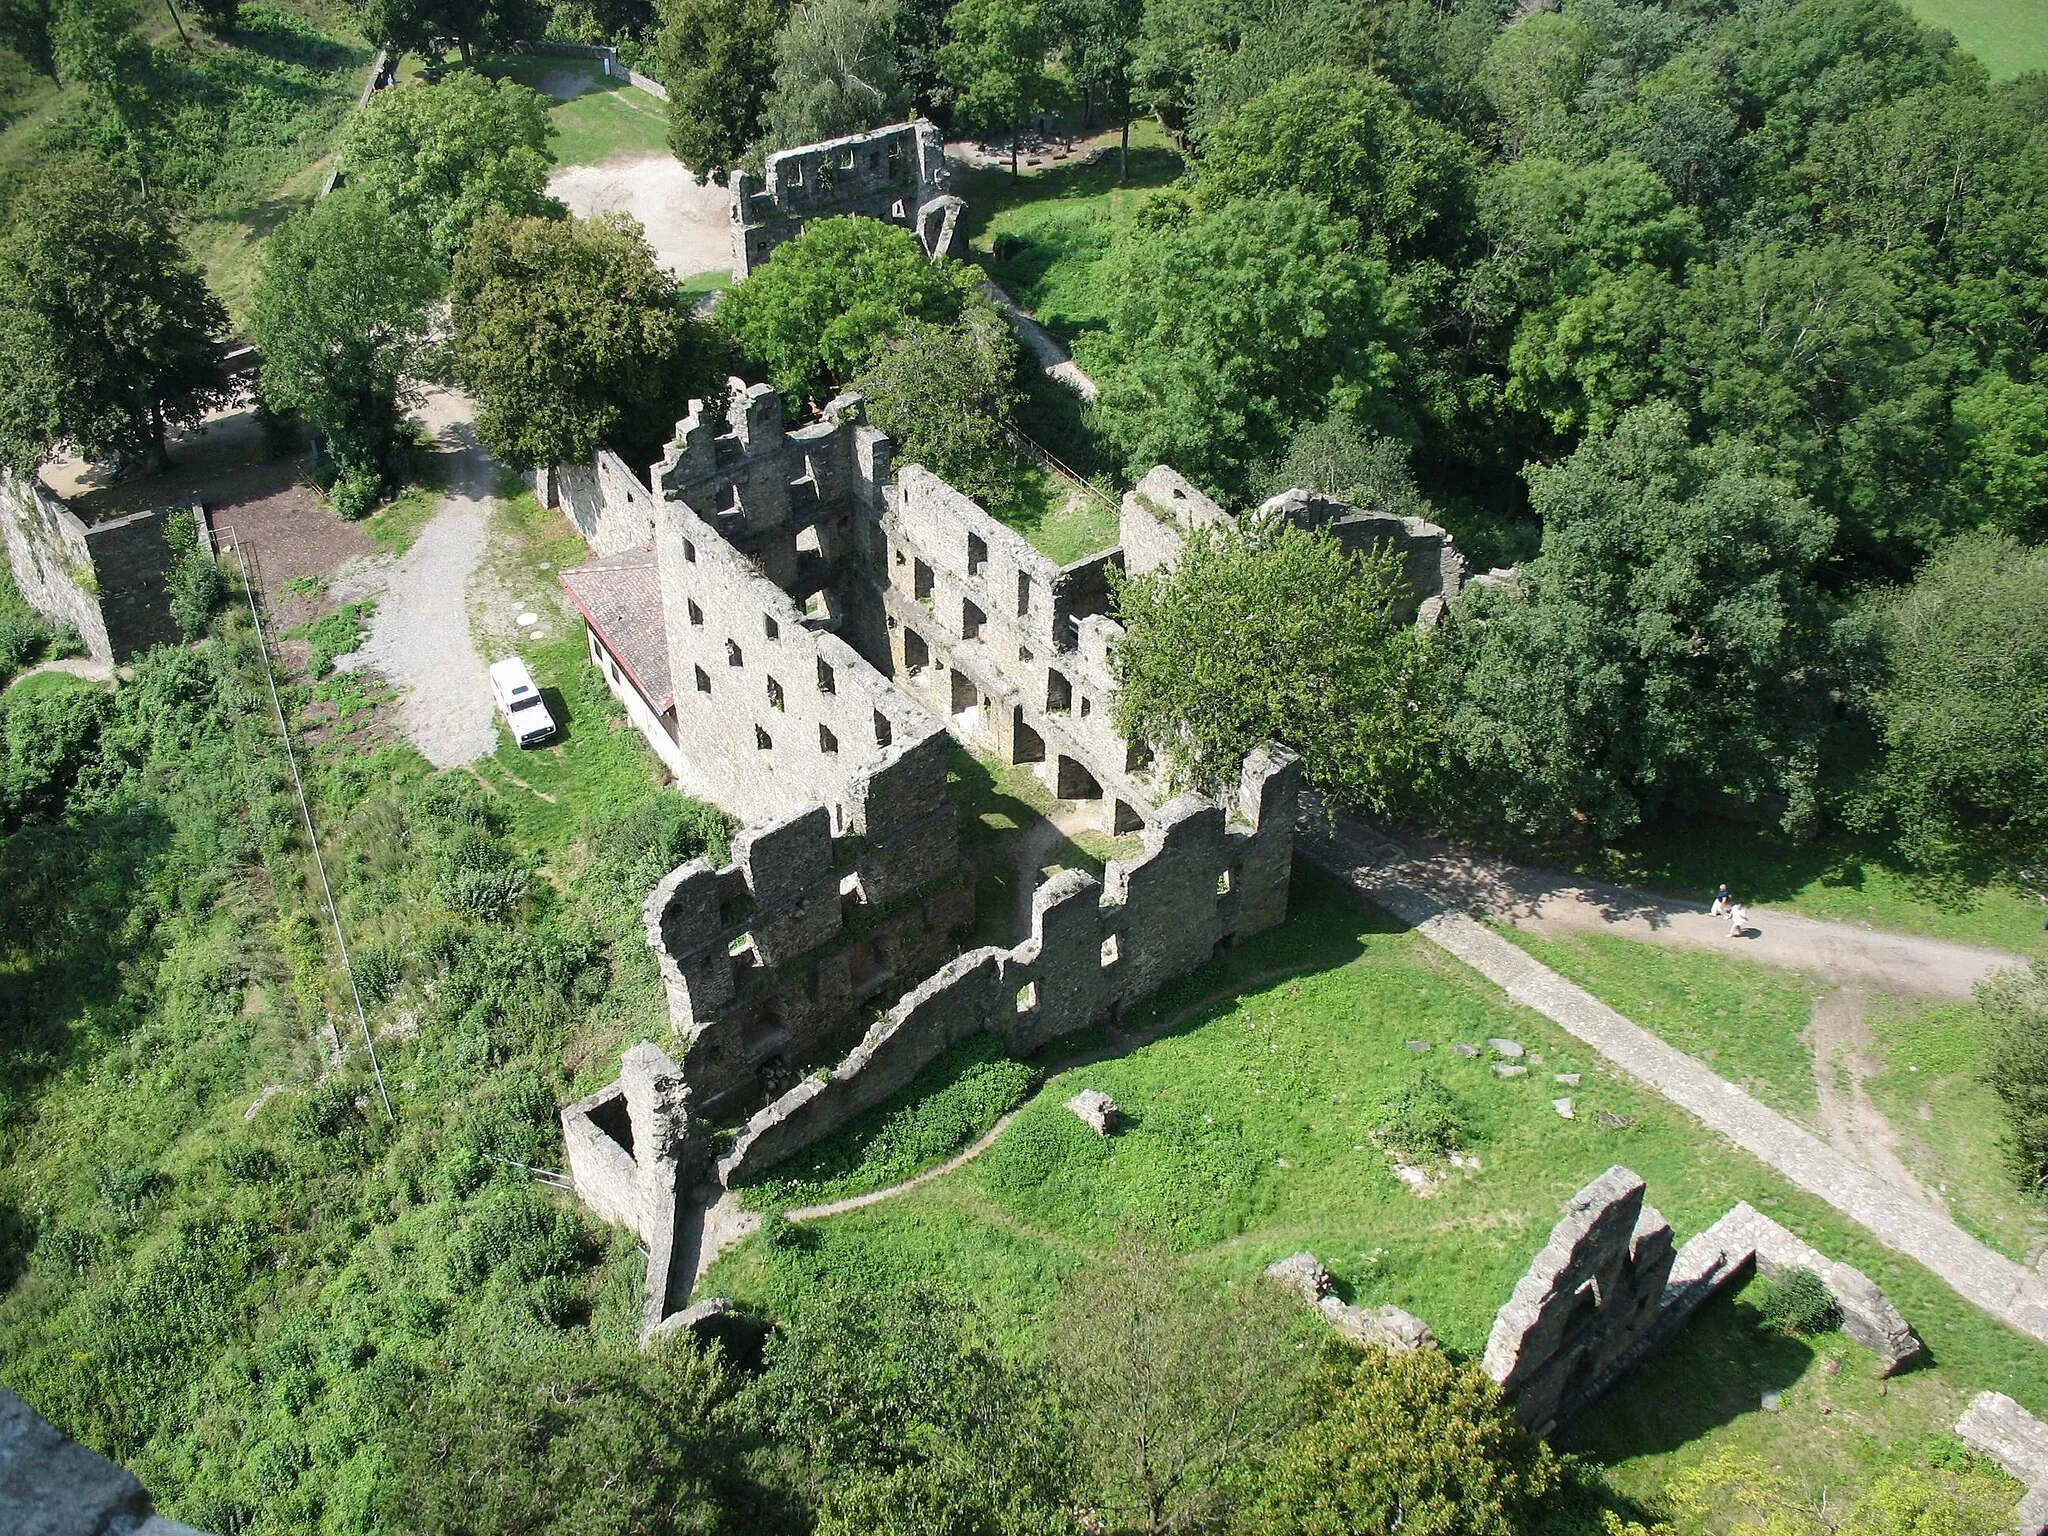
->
xmin=730 ymin=120 xmax=950 ymax=279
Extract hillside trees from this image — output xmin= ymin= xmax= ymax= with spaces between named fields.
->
xmin=938 ymin=0 xmax=1051 ymax=171
xmin=656 ymin=0 xmax=787 ymax=179
xmin=1112 ymin=518 xmax=1434 ymax=816
xmin=855 ymin=302 xmax=1020 ymax=502
xmin=0 ymin=0 xmax=58 ymax=82
xmin=717 ymin=215 xmax=972 ymax=402
xmin=1434 ymin=403 xmax=1836 ymax=840
xmin=340 ymin=70 xmax=560 ymax=263
xmin=250 ymin=189 xmax=443 ymax=509
xmin=761 ymin=0 xmax=907 ymax=151
xmin=1085 ymin=192 xmax=1414 ymax=497
xmin=452 ymin=210 xmax=725 ymax=469
xmin=0 ymin=158 xmax=229 ymax=475
xmin=1978 ymin=962 xmax=2048 ymax=1196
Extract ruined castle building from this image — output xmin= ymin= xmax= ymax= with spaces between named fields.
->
xmin=729 ymin=120 xmax=963 ymax=280
xmin=546 ymin=381 xmax=1464 ymax=1328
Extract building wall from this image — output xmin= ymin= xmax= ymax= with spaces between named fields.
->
xmin=729 ymin=120 xmax=950 ymax=279
xmin=584 ymin=623 xmax=693 ymax=784
xmin=0 ymin=469 xmax=112 ymax=662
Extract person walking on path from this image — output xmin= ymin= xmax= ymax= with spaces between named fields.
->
xmin=1727 ymin=901 xmax=1749 ymax=938
xmin=1711 ymin=883 xmax=1733 ymax=917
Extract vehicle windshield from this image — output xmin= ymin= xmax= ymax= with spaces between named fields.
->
xmin=510 ymin=695 xmax=542 ymax=711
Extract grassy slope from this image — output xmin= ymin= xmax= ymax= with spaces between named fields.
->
xmin=1904 ymin=0 xmax=2048 ymax=76
xmin=703 ymin=870 xmax=2048 ymax=1511
xmin=481 ymin=55 xmax=670 ymax=167
xmin=1496 ymin=927 xmax=1827 ymax=1120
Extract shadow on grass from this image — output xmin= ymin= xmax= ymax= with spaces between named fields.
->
xmin=950 ymin=746 xmax=1109 ymax=949
xmin=956 ymin=143 xmax=1184 ymax=244
xmin=1559 ymin=1281 xmax=1817 ymax=1461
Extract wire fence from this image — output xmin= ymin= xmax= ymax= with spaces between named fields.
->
xmin=1004 ymin=427 xmax=1120 ymax=516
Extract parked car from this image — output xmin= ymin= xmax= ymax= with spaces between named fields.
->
xmin=489 ymin=657 xmax=556 ymax=747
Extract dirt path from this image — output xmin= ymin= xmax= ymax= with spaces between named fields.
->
xmin=6 ymin=658 xmax=114 ymax=690
xmin=981 ymin=280 xmax=1098 ymax=401
xmin=343 ymin=389 xmax=499 ymax=769
xmin=1299 ymin=807 xmax=2048 ymax=1346
xmin=1806 ymin=988 xmax=1942 ymax=1209
xmin=1011 ymin=801 xmax=1103 ymax=940
xmin=1322 ymin=804 xmax=2024 ymax=1002
xmin=547 ymin=155 xmax=732 ymax=279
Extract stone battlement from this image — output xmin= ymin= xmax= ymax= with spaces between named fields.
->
xmin=729 ymin=120 xmax=959 ymax=279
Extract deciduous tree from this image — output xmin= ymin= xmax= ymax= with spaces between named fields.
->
xmin=340 ymin=70 xmax=560 ymax=263
xmin=854 ymin=303 xmax=1018 ymax=503
xmin=249 ymin=188 xmax=442 ymax=502
xmin=716 ymin=214 xmax=970 ymax=402
xmin=0 ymin=157 xmax=229 ymax=475
xmin=1979 ymin=962 xmax=2048 ymax=1196
xmin=452 ymin=209 xmax=724 ymax=469
xmin=656 ymin=0 xmax=787 ymax=179
xmin=938 ymin=0 xmax=1050 ymax=172
xmin=1113 ymin=519 xmax=1434 ymax=814
xmin=761 ymin=0 xmax=906 ymax=152
xmin=0 ymin=0 xmax=59 ymax=82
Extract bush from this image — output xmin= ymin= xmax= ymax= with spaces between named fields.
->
xmin=1375 ymin=1070 xmax=1469 ymax=1160
xmin=169 ymin=550 xmax=226 ymax=639
xmin=1753 ymin=1267 xmax=1839 ymax=1336
xmin=329 ymin=465 xmax=382 ymax=520
xmin=291 ymin=1082 xmax=361 ymax=1142
xmin=1979 ymin=962 xmax=2048 ymax=1193
xmin=351 ymin=940 xmax=403 ymax=1003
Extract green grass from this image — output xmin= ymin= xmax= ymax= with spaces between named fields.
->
xmin=1575 ymin=815 xmax=2048 ymax=960
xmin=482 ymin=55 xmax=671 ymax=168
xmin=362 ymin=477 xmax=440 ymax=555
xmin=1863 ymin=998 xmax=2048 ymax=1267
xmin=702 ymin=866 xmax=2048 ymax=1511
xmin=1904 ymin=0 xmax=2048 ymax=76
xmin=4 ymin=670 xmax=99 ymax=700
xmin=981 ymin=460 xmax=1122 ymax=564
xmin=1496 ymin=927 xmax=1827 ymax=1120
xmin=949 ymin=746 xmax=1107 ymax=951
xmin=735 ymin=1034 xmax=1039 ymax=1212
xmin=679 ymin=268 xmax=731 ymax=302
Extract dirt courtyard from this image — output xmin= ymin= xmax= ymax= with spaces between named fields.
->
xmin=547 ymin=155 xmax=733 ymax=279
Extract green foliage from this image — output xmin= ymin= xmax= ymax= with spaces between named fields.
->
xmin=1668 ymin=1450 xmax=2017 ymax=1536
xmin=854 ymin=303 xmax=1021 ymax=503
xmin=250 ymin=189 xmax=442 ymax=491
xmin=340 ymin=71 xmax=560 ymax=265
xmin=1436 ymin=403 xmax=1837 ymax=841
xmin=1112 ymin=519 xmax=1433 ymax=814
xmin=1252 ymin=414 xmax=1438 ymax=520
xmin=1375 ymin=1070 xmax=1470 ymax=1161
xmin=329 ymin=465 xmax=384 ymax=520
xmin=0 ymin=566 xmax=52 ymax=686
xmin=655 ymin=0 xmax=786 ymax=178
xmin=167 ymin=548 xmax=225 ymax=641
xmin=0 ymin=156 xmax=230 ymax=474
xmin=0 ymin=0 xmax=59 ymax=84
xmin=362 ymin=0 xmax=537 ymax=61
xmin=938 ymin=0 xmax=1051 ymax=143
xmin=1978 ymin=962 xmax=2048 ymax=1194
xmin=301 ymin=601 xmax=374 ymax=678
xmin=1083 ymin=192 xmax=1413 ymax=498
xmin=717 ymin=214 xmax=973 ymax=402
xmin=1853 ymin=534 xmax=2048 ymax=882
xmin=739 ymin=1033 xmax=1036 ymax=1210
xmin=1753 ymin=1267 xmax=1842 ymax=1337
xmin=761 ymin=0 xmax=906 ymax=152
xmin=0 ymin=679 xmax=111 ymax=826
xmin=452 ymin=209 xmax=724 ymax=470
xmin=1246 ymin=1344 xmax=1563 ymax=1536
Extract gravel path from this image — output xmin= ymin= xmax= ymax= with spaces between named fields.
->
xmin=981 ymin=280 xmax=1098 ymax=401
xmin=6 ymin=658 xmax=114 ymax=690
xmin=350 ymin=389 xmax=498 ymax=769
xmin=1298 ymin=808 xmax=2048 ymax=1346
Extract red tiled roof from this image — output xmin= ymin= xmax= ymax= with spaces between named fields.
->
xmin=559 ymin=545 xmax=673 ymax=713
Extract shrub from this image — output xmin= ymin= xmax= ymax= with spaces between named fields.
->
xmin=220 ymin=1145 xmax=280 ymax=1183
xmin=1375 ymin=1070 xmax=1469 ymax=1160
xmin=291 ymin=1081 xmax=361 ymax=1142
xmin=169 ymin=550 xmax=227 ymax=639
xmin=1979 ymin=962 xmax=2048 ymax=1193
xmin=351 ymin=940 xmax=403 ymax=1003
xmin=1753 ymin=1267 xmax=1839 ymax=1336
xmin=329 ymin=466 xmax=382 ymax=520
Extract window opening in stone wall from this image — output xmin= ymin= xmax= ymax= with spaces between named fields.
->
xmin=1101 ymin=934 xmax=1121 ymax=967
xmin=695 ymin=665 xmax=711 ymax=693
xmin=840 ymin=148 xmax=856 ymax=169
xmin=796 ymin=522 xmax=822 ymax=555
xmin=683 ymin=538 xmax=696 ymax=563
xmin=767 ymin=676 xmax=784 ymax=710
xmin=1057 ymin=753 xmax=1102 ymax=800
xmin=872 ymin=528 xmax=888 ymax=567
xmin=891 ymin=198 xmax=906 ymax=219
xmin=914 ymin=559 xmax=934 ymax=601
xmin=967 ymin=532 xmax=986 ymax=575
xmin=756 ymin=725 xmax=772 ymax=750
xmin=1016 ymin=571 xmax=1032 ymax=616
xmin=894 ymin=545 xmax=906 ymax=565
xmin=789 ymin=160 xmax=804 ymax=185
xmin=903 ymin=628 xmax=930 ymax=674
xmin=874 ymin=709 xmax=893 ymax=746
xmin=1046 ymin=668 xmax=1072 ymax=713
xmin=817 ymin=657 xmax=835 ymax=693
xmin=1112 ymin=798 xmax=1144 ymax=833
xmin=820 ymin=723 xmax=838 ymax=754
xmin=727 ymin=639 xmax=743 ymax=666
xmin=1080 ymin=696 xmax=1092 ymax=717
xmin=716 ymin=482 xmax=740 ymax=513
xmin=1017 ymin=981 xmax=1038 ymax=1013
xmin=688 ymin=599 xmax=703 ymax=626
xmin=1125 ymin=739 xmax=1152 ymax=772
xmin=950 ymin=668 xmax=978 ymax=719
xmin=764 ymin=612 xmax=780 ymax=640
xmin=1217 ymin=871 xmax=1233 ymax=895
xmin=962 ymin=598 xmax=984 ymax=641
xmin=1012 ymin=710 xmax=1045 ymax=764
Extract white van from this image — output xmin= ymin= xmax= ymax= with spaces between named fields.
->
xmin=489 ymin=657 xmax=557 ymax=748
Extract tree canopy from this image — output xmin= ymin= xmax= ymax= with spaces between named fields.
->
xmin=656 ymin=0 xmax=788 ymax=179
xmin=854 ymin=303 xmax=1019 ymax=503
xmin=340 ymin=72 xmax=560 ymax=265
xmin=761 ymin=0 xmax=907 ymax=152
xmin=452 ymin=210 xmax=725 ymax=470
xmin=0 ymin=156 xmax=228 ymax=475
xmin=717 ymin=214 xmax=972 ymax=402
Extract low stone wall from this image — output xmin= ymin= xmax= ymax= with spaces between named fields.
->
xmin=1 ymin=468 xmax=110 ymax=661
xmin=1956 ymin=1391 xmax=2048 ymax=1536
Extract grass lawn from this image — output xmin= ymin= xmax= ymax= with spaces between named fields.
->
xmin=1574 ymin=815 xmax=2048 ymax=959
xmin=482 ymin=54 xmax=671 ymax=168
xmin=1863 ymin=998 xmax=2048 ymax=1268
xmin=4 ymin=670 xmax=103 ymax=701
xmin=1904 ymin=0 xmax=2048 ymax=75
xmin=701 ymin=869 xmax=2048 ymax=1496
xmin=982 ymin=460 xmax=1122 ymax=563
xmin=1496 ymin=927 xmax=1827 ymax=1121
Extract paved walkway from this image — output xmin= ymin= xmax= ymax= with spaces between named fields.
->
xmin=1297 ymin=811 xmax=2048 ymax=1346
xmin=348 ymin=389 xmax=498 ymax=768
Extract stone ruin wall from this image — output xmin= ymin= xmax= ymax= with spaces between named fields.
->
xmin=0 ymin=469 xmax=206 ymax=664
xmin=729 ymin=120 xmax=959 ymax=280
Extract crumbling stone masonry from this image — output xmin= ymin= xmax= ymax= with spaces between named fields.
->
xmin=1955 ymin=1391 xmax=2048 ymax=1536
xmin=1484 ymin=1168 xmax=1923 ymax=1433
xmin=1266 ymin=1250 xmax=1436 ymax=1353
xmin=0 ymin=469 xmax=203 ymax=663
xmin=1 ymin=1385 xmax=210 ymax=1534
xmin=729 ymin=120 xmax=962 ymax=280
xmin=548 ymin=377 xmax=1456 ymax=1329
